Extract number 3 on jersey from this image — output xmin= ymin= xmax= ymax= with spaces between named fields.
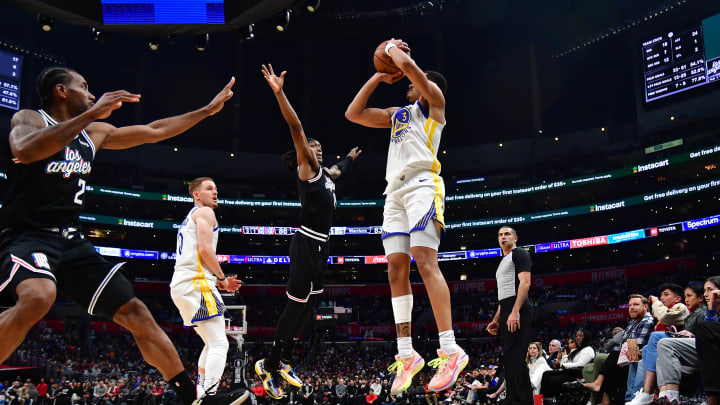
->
xmin=74 ymin=178 xmax=86 ymax=205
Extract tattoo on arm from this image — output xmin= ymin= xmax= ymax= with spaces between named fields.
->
xmin=395 ymin=322 xmax=411 ymax=337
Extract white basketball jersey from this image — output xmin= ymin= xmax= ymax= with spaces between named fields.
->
xmin=171 ymin=207 xmax=219 ymax=287
xmin=385 ymin=101 xmax=445 ymax=193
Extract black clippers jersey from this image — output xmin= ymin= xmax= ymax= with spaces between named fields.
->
xmin=0 ymin=109 xmax=95 ymax=230
xmin=298 ymin=167 xmax=336 ymax=235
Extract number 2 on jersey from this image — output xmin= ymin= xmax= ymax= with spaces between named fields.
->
xmin=74 ymin=178 xmax=86 ymax=205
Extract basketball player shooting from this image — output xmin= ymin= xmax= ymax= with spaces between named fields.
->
xmin=171 ymin=177 xmax=243 ymax=399
xmin=0 ymin=67 xmax=245 ymax=405
xmin=345 ymin=39 xmax=468 ymax=394
xmin=254 ymin=64 xmax=360 ymax=399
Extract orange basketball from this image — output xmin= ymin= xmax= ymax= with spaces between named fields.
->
xmin=373 ymin=40 xmax=401 ymax=74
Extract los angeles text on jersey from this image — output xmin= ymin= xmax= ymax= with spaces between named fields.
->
xmin=44 ymin=147 xmax=92 ymax=178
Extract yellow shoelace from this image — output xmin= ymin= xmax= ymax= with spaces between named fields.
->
xmin=388 ymin=360 xmax=405 ymax=376
xmin=428 ymin=356 xmax=449 ymax=373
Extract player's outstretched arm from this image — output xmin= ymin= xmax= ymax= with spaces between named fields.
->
xmin=327 ymin=146 xmax=362 ymax=179
xmin=345 ymin=73 xmax=403 ymax=128
xmin=9 ymin=90 xmax=140 ymax=163
xmin=193 ymin=207 xmax=241 ymax=292
xmin=89 ymin=77 xmax=234 ymax=150
xmin=385 ymin=39 xmax=445 ymax=115
xmin=261 ymin=64 xmax=318 ymax=180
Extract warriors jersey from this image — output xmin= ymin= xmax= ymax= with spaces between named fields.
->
xmin=170 ymin=207 xmax=224 ymax=325
xmin=0 ymin=109 xmax=95 ymax=230
xmin=385 ymin=101 xmax=445 ymax=194
xmin=297 ymin=167 xmax=336 ymax=239
xmin=172 ymin=207 xmax=219 ymax=279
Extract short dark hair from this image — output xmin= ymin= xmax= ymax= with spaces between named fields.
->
xmin=188 ymin=177 xmax=214 ymax=196
xmin=628 ymin=294 xmax=648 ymax=305
xmin=280 ymin=138 xmax=319 ymax=172
xmin=498 ymin=226 xmax=517 ymax=238
xmin=686 ymin=282 xmax=704 ymax=298
xmin=36 ymin=67 xmax=76 ymax=111
xmin=425 ymin=71 xmax=447 ymax=95
xmin=659 ymin=283 xmax=683 ymax=298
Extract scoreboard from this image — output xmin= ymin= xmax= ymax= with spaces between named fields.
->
xmin=0 ymin=49 xmax=22 ymax=110
xmin=101 ymin=0 xmax=225 ymax=25
xmin=643 ymin=28 xmax=707 ymax=102
xmin=642 ymin=12 xmax=720 ymax=102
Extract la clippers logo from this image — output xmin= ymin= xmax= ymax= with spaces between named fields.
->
xmin=45 ymin=147 xmax=92 ymax=178
xmin=391 ymin=108 xmax=411 ymax=143
xmin=32 ymin=252 xmax=50 ymax=270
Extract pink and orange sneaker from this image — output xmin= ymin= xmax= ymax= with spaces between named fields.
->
xmin=388 ymin=351 xmax=425 ymax=395
xmin=427 ymin=348 xmax=469 ymax=392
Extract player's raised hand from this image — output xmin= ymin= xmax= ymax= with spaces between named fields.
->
xmin=375 ymin=71 xmax=405 ymax=85
xmin=388 ymin=38 xmax=411 ymax=53
xmin=346 ymin=146 xmax=363 ymax=161
xmin=261 ymin=64 xmax=286 ymax=94
xmin=205 ymin=76 xmax=235 ymax=116
xmin=89 ymin=90 xmax=141 ymax=120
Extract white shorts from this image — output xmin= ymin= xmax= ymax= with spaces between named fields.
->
xmin=382 ymin=171 xmax=445 ymax=255
xmin=170 ymin=269 xmax=225 ymax=327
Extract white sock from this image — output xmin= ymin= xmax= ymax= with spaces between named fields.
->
xmin=397 ymin=337 xmax=414 ymax=359
xmin=438 ymin=330 xmax=459 ymax=355
xmin=392 ymin=295 xmax=414 ymax=358
xmin=665 ymin=390 xmax=679 ymax=402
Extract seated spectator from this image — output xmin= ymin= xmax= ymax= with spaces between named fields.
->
xmin=540 ymin=329 xmax=595 ymax=398
xmin=526 ymin=342 xmax=550 ymax=395
xmin=250 ymin=380 xmax=266 ymax=405
xmin=627 ymin=284 xmax=689 ymax=405
xmin=695 ymin=276 xmax=720 ymax=405
xmin=379 ymin=380 xmax=393 ymax=405
xmin=649 ymin=281 xmax=708 ymax=404
xmin=571 ymin=295 xmax=653 ymax=405
xmin=365 ymin=388 xmax=378 ymax=404
xmin=301 ymin=378 xmax=314 ymax=405
xmin=546 ymin=340 xmax=563 ymax=370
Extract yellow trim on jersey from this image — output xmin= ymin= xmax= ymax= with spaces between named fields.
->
xmin=424 ymin=118 xmax=445 ymax=228
xmin=193 ymin=248 xmax=218 ymax=317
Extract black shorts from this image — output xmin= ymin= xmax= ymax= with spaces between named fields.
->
xmin=286 ymin=231 xmax=329 ymax=303
xmin=0 ymin=230 xmax=135 ymax=319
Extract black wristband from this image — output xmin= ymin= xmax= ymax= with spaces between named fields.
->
xmin=217 ymin=276 xmax=226 ymax=281
xmin=335 ymin=156 xmax=353 ymax=173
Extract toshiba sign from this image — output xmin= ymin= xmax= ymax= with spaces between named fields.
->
xmin=570 ymin=236 xmax=608 ymax=249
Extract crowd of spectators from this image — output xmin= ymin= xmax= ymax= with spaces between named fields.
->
xmin=3 ymin=267 xmax=718 ymax=405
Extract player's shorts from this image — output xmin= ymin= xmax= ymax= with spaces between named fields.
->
xmin=286 ymin=227 xmax=329 ymax=303
xmin=0 ymin=229 xmax=135 ymax=319
xmin=381 ymin=171 xmax=445 ymax=254
xmin=170 ymin=268 xmax=226 ymax=327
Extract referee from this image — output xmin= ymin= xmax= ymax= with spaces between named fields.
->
xmin=486 ymin=226 xmax=533 ymax=405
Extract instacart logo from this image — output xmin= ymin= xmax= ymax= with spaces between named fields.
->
xmin=633 ymin=166 xmax=638 ymax=173
xmin=118 ymin=219 xmax=124 ymax=225
xmin=591 ymin=201 xmax=626 ymax=212
xmin=162 ymin=194 xmax=168 ymax=201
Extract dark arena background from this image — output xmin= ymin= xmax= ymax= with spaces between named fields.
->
xmin=0 ymin=1 xmax=719 ymax=405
